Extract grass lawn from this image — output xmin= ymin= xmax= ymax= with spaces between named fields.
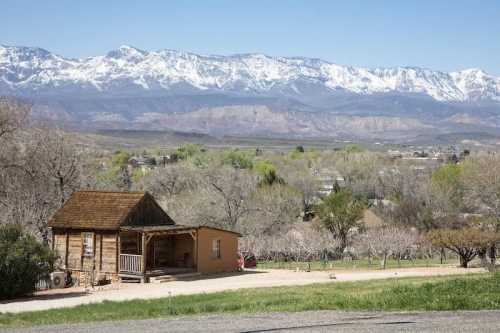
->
xmin=0 ymin=273 xmax=498 ymax=328
xmin=257 ymin=258 xmax=457 ymax=271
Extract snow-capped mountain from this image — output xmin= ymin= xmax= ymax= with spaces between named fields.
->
xmin=2 ymin=44 xmax=500 ymax=141
xmin=1 ymin=44 xmax=499 ymax=103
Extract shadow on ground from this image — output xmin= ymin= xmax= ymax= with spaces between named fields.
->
xmin=0 ymin=291 xmax=89 ymax=305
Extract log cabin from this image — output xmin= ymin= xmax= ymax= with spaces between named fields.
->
xmin=48 ymin=191 xmax=241 ymax=283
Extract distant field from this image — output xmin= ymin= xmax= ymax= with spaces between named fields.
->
xmin=257 ymin=258 xmax=457 ymax=271
xmin=86 ymin=129 xmax=386 ymax=151
xmin=1 ymin=273 xmax=497 ymax=328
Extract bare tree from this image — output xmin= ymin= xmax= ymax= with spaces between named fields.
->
xmin=0 ymin=98 xmax=31 ymax=178
xmin=0 ymin=100 xmax=84 ymax=242
xmin=241 ymin=184 xmax=301 ymax=235
xmin=205 ymin=166 xmax=257 ymax=230
xmin=462 ymin=154 xmax=500 ymax=268
xmin=357 ymin=226 xmax=419 ymax=269
xmin=0 ymin=98 xmax=29 ymax=141
xmin=279 ymin=159 xmax=319 ymax=215
xmin=31 ymin=129 xmax=81 ymax=205
xmin=133 ymin=163 xmax=198 ymax=197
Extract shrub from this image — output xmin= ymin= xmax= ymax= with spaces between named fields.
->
xmin=176 ymin=144 xmax=202 ymax=160
xmin=222 ymin=150 xmax=254 ymax=169
xmin=254 ymin=161 xmax=285 ymax=186
xmin=0 ymin=224 xmax=57 ymax=300
xmin=343 ymin=144 xmax=364 ymax=153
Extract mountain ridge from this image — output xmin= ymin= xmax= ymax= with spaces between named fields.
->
xmin=2 ymin=44 xmax=500 ymax=142
xmin=1 ymin=44 xmax=499 ymax=103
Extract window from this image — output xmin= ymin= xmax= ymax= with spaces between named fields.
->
xmin=83 ymin=232 xmax=94 ymax=257
xmin=212 ymin=239 xmax=221 ymax=259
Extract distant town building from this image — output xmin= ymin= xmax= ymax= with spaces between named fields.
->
xmin=313 ymin=168 xmax=346 ymax=197
xmin=158 ymin=154 xmax=179 ymax=166
xmin=128 ymin=155 xmax=157 ymax=174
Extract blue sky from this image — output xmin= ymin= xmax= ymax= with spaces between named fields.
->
xmin=1 ymin=0 xmax=499 ymax=75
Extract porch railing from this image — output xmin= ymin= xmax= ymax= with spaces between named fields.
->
xmin=119 ymin=254 xmax=142 ymax=274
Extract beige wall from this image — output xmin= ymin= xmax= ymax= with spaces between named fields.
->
xmin=196 ymin=228 xmax=239 ymax=274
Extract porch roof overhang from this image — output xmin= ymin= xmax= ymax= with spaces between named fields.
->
xmin=120 ymin=224 xmax=197 ymax=235
xmin=120 ymin=225 xmax=242 ymax=237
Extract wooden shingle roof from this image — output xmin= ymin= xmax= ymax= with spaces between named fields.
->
xmin=48 ymin=190 xmax=174 ymax=230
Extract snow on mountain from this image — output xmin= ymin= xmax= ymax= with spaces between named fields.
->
xmin=1 ymin=44 xmax=499 ymax=102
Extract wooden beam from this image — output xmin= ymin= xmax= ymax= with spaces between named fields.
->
xmin=80 ymin=232 xmax=84 ymax=271
xmin=141 ymin=232 xmax=146 ymax=280
xmin=120 ymin=229 xmax=196 ymax=237
xmin=65 ymin=232 xmax=69 ymax=269
xmin=99 ymin=233 xmax=103 ymax=271
xmin=193 ymin=230 xmax=198 ymax=271
xmin=93 ymin=232 xmax=96 ymax=272
xmin=116 ymin=233 xmax=120 ymax=273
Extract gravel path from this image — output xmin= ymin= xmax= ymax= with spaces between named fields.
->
xmin=3 ymin=310 xmax=500 ymax=333
xmin=0 ymin=266 xmax=485 ymax=314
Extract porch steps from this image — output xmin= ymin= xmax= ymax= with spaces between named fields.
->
xmin=150 ymin=272 xmax=202 ymax=283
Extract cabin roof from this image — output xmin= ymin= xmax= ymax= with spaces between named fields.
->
xmin=48 ymin=190 xmax=172 ymax=230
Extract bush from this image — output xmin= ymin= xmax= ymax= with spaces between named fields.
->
xmin=176 ymin=144 xmax=202 ymax=160
xmin=254 ymin=161 xmax=285 ymax=186
xmin=222 ymin=150 xmax=254 ymax=169
xmin=0 ymin=224 xmax=57 ymax=300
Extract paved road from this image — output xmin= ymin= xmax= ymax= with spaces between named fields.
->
xmin=0 ymin=267 xmax=486 ymax=314
xmin=3 ymin=311 xmax=500 ymax=333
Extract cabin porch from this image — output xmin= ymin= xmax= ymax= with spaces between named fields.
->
xmin=118 ymin=225 xmax=198 ymax=282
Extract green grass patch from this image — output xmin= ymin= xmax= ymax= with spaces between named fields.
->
xmin=257 ymin=258 xmax=455 ymax=270
xmin=0 ymin=273 xmax=498 ymax=328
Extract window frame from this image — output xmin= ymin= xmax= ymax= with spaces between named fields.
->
xmin=82 ymin=232 xmax=94 ymax=257
xmin=211 ymin=239 xmax=221 ymax=259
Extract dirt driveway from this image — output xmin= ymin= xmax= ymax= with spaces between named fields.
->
xmin=0 ymin=266 xmax=486 ymax=314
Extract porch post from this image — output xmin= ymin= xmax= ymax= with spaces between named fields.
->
xmin=141 ymin=232 xmax=146 ymax=282
xmin=194 ymin=231 xmax=198 ymax=270
xmin=188 ymin=230 xmax=198 ymax=271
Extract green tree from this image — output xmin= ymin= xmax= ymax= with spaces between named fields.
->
xmin=295 ymin=145 xmax=305 ymax=153
xmin=0 ymin=224 xmax=57 ymax=300
xmin=431 ymin=163 xmax=464 ymax=211
xmin=316 ymin=189 xmax=366 ymax=254
xmin=254 ymin=161 xmax=284 ymax=186
xmin=111 ymin=151 xmax=131 ymax=168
